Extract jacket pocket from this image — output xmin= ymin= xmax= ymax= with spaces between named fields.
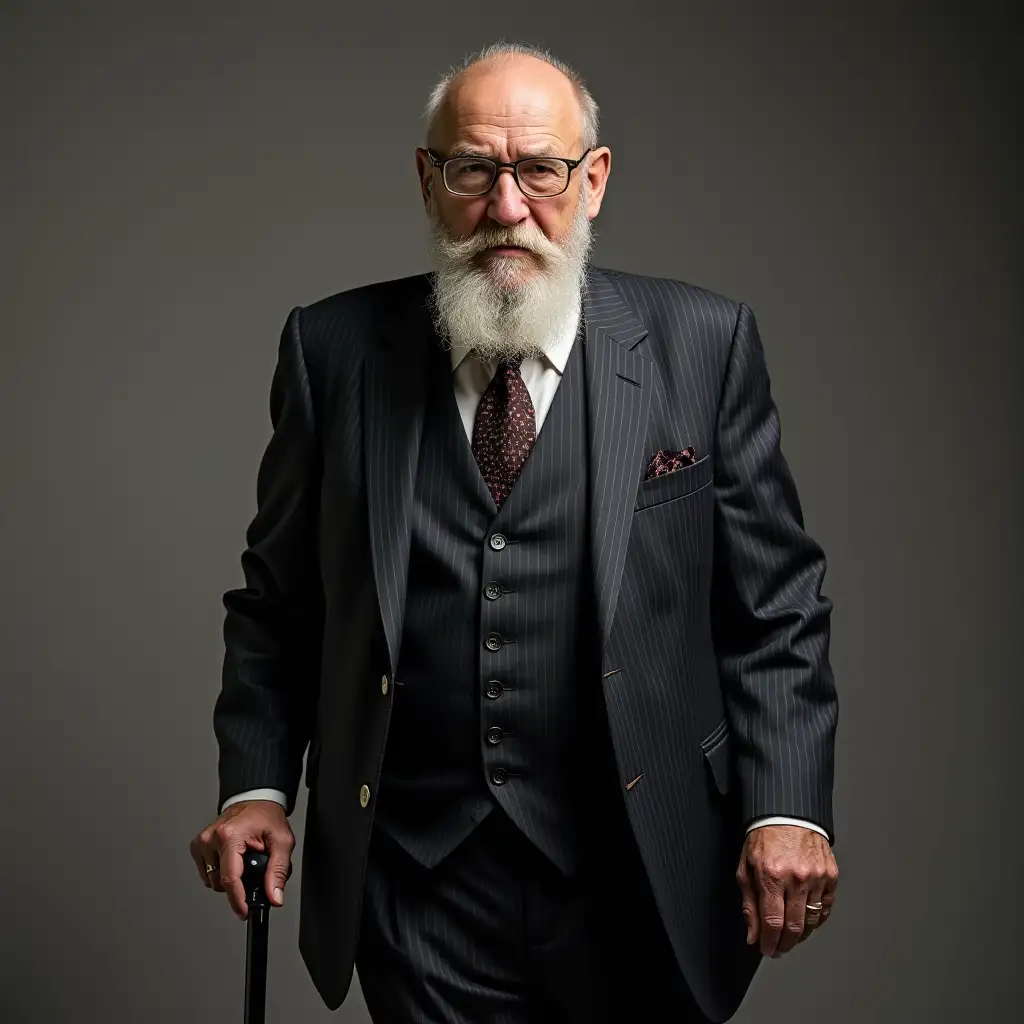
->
xmin=635 ymin=454 xmax=713 ymax=511
xmin=699 ymin=717 xmax=732 ymax=796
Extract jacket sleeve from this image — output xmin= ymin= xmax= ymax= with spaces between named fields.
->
xmin=710 ymin=302 xmax=838 ymax=841
xmin=213 ymin=307 xmax=325 ymax=816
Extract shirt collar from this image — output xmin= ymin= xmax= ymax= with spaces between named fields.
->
xmin=448 ymin=291 xmax=582 ymax=375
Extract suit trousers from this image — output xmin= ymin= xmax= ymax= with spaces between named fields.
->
xmin=354 ymin=792 xmax=707 ymax=1024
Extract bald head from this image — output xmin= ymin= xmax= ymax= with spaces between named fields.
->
xmin=423 ymin=41 xmax=600 ymax=152
xmin=427 ymin=53 xmax=586 ymax=157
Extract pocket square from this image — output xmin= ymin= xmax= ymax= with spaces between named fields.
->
xmin=644 ymin=446 xmax=697 ymax=480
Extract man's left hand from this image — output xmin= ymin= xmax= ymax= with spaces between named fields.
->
xmin=736 ymin=824 xmax=839 ymax=957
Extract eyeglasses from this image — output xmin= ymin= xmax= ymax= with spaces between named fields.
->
xmin=426 ymin=148 xmax=592 ymax=198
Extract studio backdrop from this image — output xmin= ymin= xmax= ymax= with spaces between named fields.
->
xmin=1 ymin=3 xmax=1019 ymax=1022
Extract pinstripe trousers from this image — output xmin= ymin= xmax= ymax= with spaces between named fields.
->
xmin=354 ymin=759 xmax=707 ymax=1023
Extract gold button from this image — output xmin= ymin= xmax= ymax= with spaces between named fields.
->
xmin=359 ymin=784 xmax=371 ymax=808
xmin=381 ymin=674 xmax=389 ymax=695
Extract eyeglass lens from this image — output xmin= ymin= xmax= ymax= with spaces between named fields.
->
xmin=443 ymin=157 xmax=570 ymax=197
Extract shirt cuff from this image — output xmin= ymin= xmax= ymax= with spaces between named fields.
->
xmin=745 ymin=815 xmax=830 ymax=842
xmin=220 ymin=788 xmax=289 ymax=814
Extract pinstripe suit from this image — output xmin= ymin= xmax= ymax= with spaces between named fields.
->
xmin=214 ymin=266 xmax=837 ymax=1021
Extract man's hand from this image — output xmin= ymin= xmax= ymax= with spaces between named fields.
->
xmin=189 ymin=800 xmax=295 ymax=921
xmin=736 ymin=824 xmax=839 ymax=957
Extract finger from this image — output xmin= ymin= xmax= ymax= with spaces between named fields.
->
xmin=199 ymin=856 xmax=218 ymax=888
xmin=735 ymin=857 xmax=759 ymax=946
xmin=264 ymin=831 xmax=295 ymax=908
xmin=199 ymin=841 xmax=223 ymax=892
xmin=189 ymin=836 xmax=214 ymax=889
xmin=799 ymin=877 xmax=827 ymax=942
xmin=192 ymin=828 xmax=223 ymax=891
xmin=203 ymin=844 xmax=224 ymax=893
xmin=215 ymin=827 xmax=253 ymax=921
xmin=191 ymin=849 xmax=213 ymax=888
xmin=755 ymin=873 xmax=786 ymax=957
xmin=776 ymin=876 xmax=811 ymax=956
xmin=817 ymin=854 xmax=840 ymax=927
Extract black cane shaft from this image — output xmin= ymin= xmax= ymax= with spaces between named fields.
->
xmin=244 ymin=905 xmax=269 ymax=1024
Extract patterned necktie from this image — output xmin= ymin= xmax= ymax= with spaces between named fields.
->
xmin=471 ymin=355 xmax=537 ymax=510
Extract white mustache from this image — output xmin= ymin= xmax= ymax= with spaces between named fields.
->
xmin=442 ymin=225 xmax=556 ymax=263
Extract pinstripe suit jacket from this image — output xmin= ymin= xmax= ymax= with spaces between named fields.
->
xmin=214 ymin=265 xmax=837 ymax=1018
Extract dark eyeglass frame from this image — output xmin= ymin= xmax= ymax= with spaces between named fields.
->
xmin=426 ymin=147 xmax=593 ymax=197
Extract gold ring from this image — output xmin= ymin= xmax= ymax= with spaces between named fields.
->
xmin=205 ymin=863 xmax=216 ymax=874
xmin=806 ymin=901 xmax=824 ymax=912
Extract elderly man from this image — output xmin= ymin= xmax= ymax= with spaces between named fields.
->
xmin=190 ymin=41 xmax=839 ymax=1023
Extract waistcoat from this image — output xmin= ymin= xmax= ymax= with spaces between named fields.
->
xmin=373 ymin=321 xmax=601 ymax=876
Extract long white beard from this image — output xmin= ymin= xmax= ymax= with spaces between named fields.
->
xmin=426 ymin=183 xmax=594 ymax=363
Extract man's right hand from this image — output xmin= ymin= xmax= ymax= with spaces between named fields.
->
xmin=189 ymin=800 xmax=295 ymax=921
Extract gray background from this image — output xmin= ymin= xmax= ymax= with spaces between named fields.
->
xmin=2 ymin=2 xmax=1020 ymax=1021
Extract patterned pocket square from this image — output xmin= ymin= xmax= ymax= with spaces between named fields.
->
xmin=644 ymin=446 xmax=697 ymax=480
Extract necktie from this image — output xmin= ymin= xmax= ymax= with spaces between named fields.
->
xmin=471 ymin=355 xmax=537 ymax=510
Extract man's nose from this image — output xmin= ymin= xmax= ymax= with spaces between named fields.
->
xmin=485 ymin=168 xmax=530 ymax=226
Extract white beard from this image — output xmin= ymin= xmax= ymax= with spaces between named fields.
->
xmin=426 ymin=182 xmax=594 ymax=363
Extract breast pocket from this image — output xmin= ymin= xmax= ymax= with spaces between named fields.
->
xmin=634 ymin=454 xmax=713 ymax=511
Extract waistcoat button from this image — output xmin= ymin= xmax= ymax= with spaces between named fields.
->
xmin=380 ymin=674 xmax=389 ymax=695
xmin=485 ymin=633 xmax=502 ymax=652
xmin=484 ymin=581 xmax=502 ymax=600
xmin=359 ymin=784 xmax=371 ymax=808
xmin=489 ymin=533 xmax=507 ymax=551
xmin=485 ymin=680 xmax=503 ymax=699
xmin=491 ymin=767 xmax=508 ymax=786
xmin=486 ymin=726 xmax=503 ymax=744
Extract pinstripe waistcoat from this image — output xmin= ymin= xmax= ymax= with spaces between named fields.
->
xmin=374 ymin=312 xmax=599 ymax=877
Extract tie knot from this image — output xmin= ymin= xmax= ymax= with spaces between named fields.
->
xmin=498 ymin=355 xmax=523 ymax=372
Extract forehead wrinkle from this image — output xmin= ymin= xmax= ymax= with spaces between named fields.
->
xmin=452 ymin=116 xmax=569 ymax=152
xmin=459 ymin=125 xmax=564 ymax=142
xmin=456 ymin=110 xmax=562 ymax=130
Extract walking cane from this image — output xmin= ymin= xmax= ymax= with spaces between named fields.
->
xmin=241 ymin=846 xmax=272 ymax=1023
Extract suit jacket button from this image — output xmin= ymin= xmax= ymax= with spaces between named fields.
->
xmin=484 ymin=581 xmax=502 ymax=600
xmin=491 ymin=767 xmax=508 ymax=786
xmin=485 ymin=633 xmax=502 ymax=652
xmin=489 ymin=533 xmax=507 ymax=551
xmin=359 ymin=784 xmax=371 ymax=808
xmin=380 ymin=674 xmax=389 ymax=695
xmin=487 ymin=726 xmax=503 ymax=744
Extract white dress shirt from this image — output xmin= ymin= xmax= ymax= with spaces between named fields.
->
xmin=223 ymin=296 xmax=828 ymax=842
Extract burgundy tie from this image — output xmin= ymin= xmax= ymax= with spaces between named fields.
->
xmin=471 ymin=355 xmax=537 ymax=510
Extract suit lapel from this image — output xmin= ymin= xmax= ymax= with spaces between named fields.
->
xmin=364 ymin=276 xmax=434 ymax=674
xmin=582 ymin=268 xmax=657 ymax=649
